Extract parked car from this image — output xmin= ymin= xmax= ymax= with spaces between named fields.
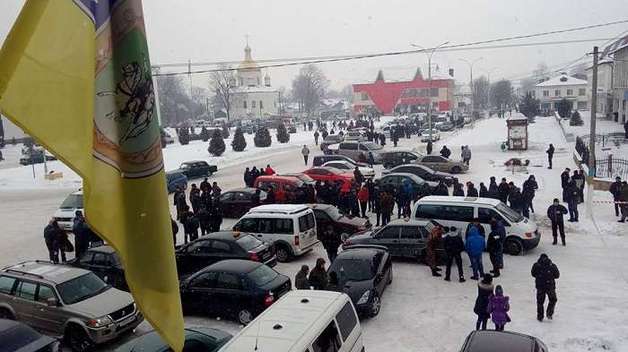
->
xmin=0 ymin=261 xmax=143 ymax=351
xmin=286 ymin=124 xmax=297 ymax=133
xmin=232 ymin=204 xmax=319 ymax=262
xmin=344 ymin=129 xmax=367 ymax=141
xmin=312 ymin=154 xmax=368 ymax=167
xmin=53 ymin=191 xmax=83 ymax=232
xmin=19 ymin=153 xmax=55 ymax=166
xmin=414 ymin=154 xmax=468 ymax=174
xmin=382 ymin=164 xmax=455 ymax=186
xmin=219 ymin=290 xmax=364 ymax=352
xmin=166 ymin=171 xmax=188 ymax=193
xmin=459 ymin=330 xmax=549 ymax=352
xmin=253 ymin=175 xmax=307 ymax=204
xmin=322 ymin=160 xmax=375 ymax=178
xmin=276 ymin=173 xmax=317 ymax=186
xmin=343 ymin=219 xmax=447 ymax=262
xmin=420 ymin=129 xmax=441 ymax=142
xmin=302 ymin=167 xmax=354 ymax=184
xmin=69 ymin=245 xmax=127 ymax=291
xmin=179 ymin=260 xmax=291 ymax=325
xmin=376 ymin=173 xmax=438 ymax=195
xmin=413 ymin=196 xmax=541 ymax=255
xmin=219 ymin=188 xmax=268 ymax=218
xmin=175 ymin=232 xmax=277 ymax=276
xmin=177 ymin=161 xmax=218 ymax=179
xmin=436 ymin=121 xmax=454 ymax=131
xmin=0 ymin=318 xmax=60 ymax=352
xmin=308 ymin=203 xmax=371 ymax=238
xmin=380 ymin=150 xmax=421 ymax=169
xmin=332 ymin=141 xmax=384 ymax=164
xmin=320 ymin=134 xmax=344 ymax=150
xmin=116 ymin=327 xmax=231 ymax=352
xmin=328 ymin=245 xmax=392 ymax=317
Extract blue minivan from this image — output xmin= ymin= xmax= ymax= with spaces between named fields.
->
xmin=166 ymin=171 xmax=188 ymax=193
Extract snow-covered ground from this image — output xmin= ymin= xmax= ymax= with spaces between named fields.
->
xmin=1 ymin=114 xmax=628 ymax=352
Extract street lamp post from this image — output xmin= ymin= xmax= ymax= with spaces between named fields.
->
xmin=483 ymin=68 xmax=500 ymax=111
xmin=459 ymin=57 xmax=483 ymax=124
xmin=411 ymin=41 xmax=449 ymax=142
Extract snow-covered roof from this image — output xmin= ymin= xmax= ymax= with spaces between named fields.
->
xmin=535 ymin=73 xmax=587 ymax=87
xmin=232 ymin=86 xmax=279 ymax=94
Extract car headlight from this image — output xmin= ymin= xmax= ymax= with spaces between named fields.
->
xmin=86 ymin=316 xmax=113 ymax=328
xmin=357 ymin=290 xmax=371 ymax=305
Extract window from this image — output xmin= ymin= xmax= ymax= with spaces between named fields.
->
xmin=554 ymin=89 xmax=560 ymax=97
xmin=234 ymin=192 xmax=250 ymax=201
xmin=16 ymin=281 xmax=37 ymax=301
xmin=220 ymin=192 xmax=235 ymax=202
xmin=577 ymin=101 xmax=587 ymax=110
xmin=314 ymin=210 xmax=331 ymax=222
xmin=259 ymin=218 xmax=274 ymax=233
xmin=92 ymin=253 xmax=109 ymax=266
xmin=236 ymin=235 xmax=263 ymax=251
xmin=243 ymin=101 xmax=247 ymax=109
xmin=190 ymin=272 xmax=217 ymax=288
xmin=423 ymin=156 xmax=443 ymax=162
xmin=542 ymin=90 xmax=549 ymax=97
xmin=566 ymin=89 xmax=573 ymax=96
xmin=259 ymin=100 xmax=263 ymax=109
xmin=358 ymin=144 xmax=369 ymax=151
xmin=378 ymin=226 xmax=400 ymax=239
xmin=275 ymin=218 xmax=294 ymax=234
xmin=298 ymin=213 xmax=316 ymax=232
xmin=79 ymin=252 xmax=94 ymax=265
xmin=236 ymin=218 xmax=258 ymax=232
xmin=187 ymin=240 xmax=212 ymax=254
xmin=336 ymin=302 xmax=358 ymax=341
xmin=0 ymin=276 xmax=16 ymax=294
xmin=252 ymin=100 xmax=256 ymax=108
xmin=340 ymin=143 xmax=357 ymax=150
xmin=216 ymin=273 xmax=241 ymax=290
xmin=430 ymin=88 xmax=439 ymax=97
xmin=578 ymin=88 xmax=586 ymax=96
xmin=37 ymin=285 xmax=56 ymax=303
xmin=211 ymin=240 xmax=231 ymax=253
xmin=415 ymin=204 xmax=443 ymax=219
xmin=400 ymin=226 xmax=421 ymax=239
xmin=439 ymin=205 xmax=474 ymax=222
xmin=312 ymin=321 xmax=342 ymax=352
xmin=477 ymin=207 xmax=505 ymax=224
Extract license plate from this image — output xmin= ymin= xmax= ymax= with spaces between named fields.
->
xmin=117 ymin=315 xmax=135 ymax=329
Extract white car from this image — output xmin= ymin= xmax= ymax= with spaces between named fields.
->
xmin=322 ymin=160 xmax=375 ymax=178
xmin=53 ymin=190 xmax=83 ymax=231
xmin=420 ymin=129 xmax=441 ymax=142
xmin=344 ymin=130 xmax=367 ymax=141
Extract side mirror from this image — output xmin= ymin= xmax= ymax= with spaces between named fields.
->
xmin=46 ymin=297 xmax=58 ymax=307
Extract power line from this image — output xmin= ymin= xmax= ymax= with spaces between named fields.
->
xmin=152 ymin=18 xmax=628 ymax=76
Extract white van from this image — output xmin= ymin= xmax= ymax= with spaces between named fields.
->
xmin=53 ymin=190 xmax=83 ymax=231
xmin=233 ymin=204 xmax=319 ymax=262
xmin=218 ymin=290 xmax=364 ymax=352
xmin=412 ymin=196 xmax=540 ymax=255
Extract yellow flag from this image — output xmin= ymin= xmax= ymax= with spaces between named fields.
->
xmin=0 ymin=1 xmax=184 ymax=350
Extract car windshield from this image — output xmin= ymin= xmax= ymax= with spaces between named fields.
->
xmin=363 ymin=142 xmax=382 ymax=150
xmin=57 ymin=272 xmax=109 ymax=305
xmin=496 ymin=203 xmax=524 ymax=222
xmin=237 ymin=235 xmax=263 ymax=251
xmin=60 ymin=194 xmax=83 ymax=209
xmin=330 ymin=259 xmax=374 ymax=281
xmin=247 ymin=265 xmax=278 ymax=286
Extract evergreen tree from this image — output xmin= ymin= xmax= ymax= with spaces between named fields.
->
xmin=254 ymin=127 xmax=272 ymax=147
xmin=519 ymin=92 xmax=540 ymax=120
xmin=556 ymin=98 xmax=572 ymax=118
xmin=221 ymin=124 xmax=230 ymax=139
xmin=231 ymin=127 xmax=247 ymax=152
xmin=178 ymin=128 xmax=190 ymax=145
xmin=276 ymin=123 xmax=290 ymax=143
xmin=208 ymin=129 xmax=226 ymax=156
xmin=200 ymin=126 xmax=209 ymax=142
xmin=570 ymin=110 xmax=584 ymax=126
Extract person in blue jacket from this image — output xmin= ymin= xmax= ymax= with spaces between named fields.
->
xmin=465 ymin=227 xmax=486 ymax=280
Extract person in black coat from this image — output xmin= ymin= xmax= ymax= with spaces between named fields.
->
xmin=196 ymin=205 xmax=211 ymax=236
xmin=72 ymin=211 xmax=90 ymax=260
xmin=189 ymin=184 xmax=201 ymax=214
xmin=171 ymin=217 xmax=179 ymax=247
xmin=433 ymin=181 xmax=449 ymax=196
xmin=488 ymin=176 xmax=499 ymax=199
xmin=546 ymin=144 xmax=555 ymax=169
xmin=560 ymin=168 xmax=571 ymax=201
xmin=474 ymin=274 xmax=494 ymax=330
xmin=453 ymin=182 xmax=464 ymax=196
xmin=295 ymin=265 xmax=310 ymax=289
xmin=497 ymin=178 xmax=510 ymax=203
xmin=531 ymin=254 xmax=560 ymax=321
xmin=440 ymin=145 xmax=451 ymax=159
xmin=564 ymin=180 xmax=579 ymax=222
xmin=443 ymin=228 xmax=465 ymax=282
xmin=522 ymin=175 xmax=538 ymax=214
xmin=610 ymin=176 xmax=622 ymax=216
xmin=308 ymin=258 xmax=328 ymax=290
xmin=320 ymin=225 xmax=342 ymax=262
xmin=466 ymin=182 xmax=479 ymax=197
xmin=44 ymin=219 xmax=62 ymax=263
xmin=547 ymin=198 xmax=568 ymax=245
xmin=243 ymin=168 xmax=253 ymax=187
xmin=508 ymin=186 xmax=524 ymax=215
xmin=426 ymin=140 xmax=433 ymax=155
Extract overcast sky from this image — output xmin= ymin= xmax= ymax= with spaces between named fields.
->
xmin=1 ymin=1 xmax=627 ymax=91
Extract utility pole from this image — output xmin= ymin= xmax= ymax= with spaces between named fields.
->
xmin=459 ymin=58 xmax=483 ymax=125
xmin=589 ymin=46 xmax=599 ymax=177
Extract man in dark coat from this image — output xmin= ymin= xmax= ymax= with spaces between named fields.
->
xmin=531 ymin=254 xmax=560 ymax=321
xmin=171 ymin=217 xmax=179 ymax=246
xmin=573 ymin=170 xmax=585 ymax=204
xmin=466 ymin=182 xmax=479 ymax=197
xmin=380 ymin=191 xmax=394 ymax=226
xmin=497 ymin=178 xmax=510 ymax=204
xmin=208 ymin=201 xmax=223 ymax=233
xmin=440 ymin=145 xmax=451 ymax=159
xmin=243 ymin=168 xmax=253 ymax=187
xmin=189 ymin=184 xmax=201 ymax=214
xmin=522 ymin=175 xmax=538 ymax=214
xmin=308 ymin=258 xmax=328 ymax=290
xmin=72 ymin=211 xmax=90 ymax=259
xmin=44 ymin=219 xmax=62 ymax=263
xmin=453 ymin=182 xmax=464 ymax=196
xmin=609 ymin=176 xmax=622 ymax=217
xmin=560 ymin=168 xmax=571 ymax=201
xmin=565 ymin=180 xmax=579 ymax=222
xmin=443 ymin=227 xmax=465 ymax=282
xmin=488 ymin=176 xmax=499 ymax=199
xmin=433 ymin=181 xmax=449 ymax=196
xmin=196 ymin=205 xmax=211 ymax=236
xmin=479 ymin=183 xmax=488 ymax=198
xmin=200 ymin=177 xmax=210 ymax=194
xmin=546 ymin=144 xmax=555 ymax=169
xmin=508 ymin=186 xmax=524 ymax=215
xmin=547 ymin=198 xmax=568 ymax=245
xmin=320 ymin=225 xmax=342 ymax=262
xmin=173 ymin=186 xmax=187 ymax=220
xmin=426 ymin=140 xmax=433 ymax=155
xmin=353 ymin=167 xmax=364 ymax=186
xmin=295 ymin=265 xmax=310 ymax=289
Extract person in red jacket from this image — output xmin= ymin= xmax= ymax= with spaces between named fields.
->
xmin=275 ymin=187 xmax=286 ymax=203
xmin=265 ymin=164 xmax=275 ymax=175
xmin=358 ymin=184 xmax=370 ymax=218
xmin=340 ymin=180 xmax=352 ymax=194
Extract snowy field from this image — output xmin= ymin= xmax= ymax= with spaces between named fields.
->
xmin=1 ymin=115 xmax=628 ymax=351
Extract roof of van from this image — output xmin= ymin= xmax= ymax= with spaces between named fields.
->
xmin=218 ymin=290 xmax=351 ymax=352
xmin=248 ymin=204 xmax=310 ymax=215
xmin=418 ymin=195 xmax=501 ymax=206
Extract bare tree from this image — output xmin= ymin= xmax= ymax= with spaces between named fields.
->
xmin=490 ymin=79 xmax=513 ymax=109
xmin=155 ymin=74 xmax=197 ymax=126
xmin=210 ymin=65 xmax=238 ymax=121
xmin=472 ymin=75 xmax=489 ymax=109
xmin=292 ymin=64 xmax=329 ymax=116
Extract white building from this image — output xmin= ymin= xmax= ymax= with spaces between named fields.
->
xmin=230 ymin=44 xmax=280 ymax=120
xmin=609 ymin=38 xmax=628 ymax=124
xmin=534 ymin=73 xmax=588 ymax=112
xmin=586 ymin=59 xmax=614 ymax=116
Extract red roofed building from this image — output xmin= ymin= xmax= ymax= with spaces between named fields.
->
xmin=352 ymin=68 xmax=455 ymax=115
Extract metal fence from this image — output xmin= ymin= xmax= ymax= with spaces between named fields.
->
xmin=595 ymin=156 xmax=628 ymax=180
xmin=579 ymin=132 xmax=627 ymax=148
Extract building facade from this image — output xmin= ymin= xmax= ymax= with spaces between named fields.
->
xmin=533 ymin=73 xmax=588 ymax=112
xmin=610 ymin=40 xmax=628 ymax=124
xmin=230 ymin=45 xmax=280 ymax=120
xmin=586 ymin=60 xmax=614 ymax=116
xmin=352 ymin=69 xmax=455 ymax=115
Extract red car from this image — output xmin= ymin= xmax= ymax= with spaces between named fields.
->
xmin=302 ymin=167 xmax=354 ymax=183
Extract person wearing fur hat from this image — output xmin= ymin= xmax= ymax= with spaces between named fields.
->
xmin=473 ymin=274 xmax=494 ymax=330
xmin=488 ymin=285 xmax=510 ymax=331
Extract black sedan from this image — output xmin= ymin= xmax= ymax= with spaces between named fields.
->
xmin=328 ymin=245 xmax=392 ymax=318
xmin=380 ymin=150 xmax=420 ymax=168
xmin=176 ymin=232 xmax=276 ymax=276
xmin=178 ymin=160 xmax=218 ymax=179
xmin=116 ymin=327 xmax=232 ymax=352
xmin=219 ymin=188 xmax=267 ymax=218
xmin=382 ymin=164 xmax=454 ymax=186
xmin=376 ymin=173 xmax=437 ymax=195
xmin=179 ymin=260 xmax=291 ymax=324
xmin=308 ymin=204 xmax=371 ymax=238
xmin=69 ymin=245 xmax=128 ymax=291
xmin=460 ymin=330 xmax=549 ymax=352
xmin=0 ymin=319 xmax=60 ymax=352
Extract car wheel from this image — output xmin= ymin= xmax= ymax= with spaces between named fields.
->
xmin=237 ymin=308 xmax=254 ymax=325
xmin=369 ymin=293 xmax=381 ymax=317
xmin=505 ymin=237 xmax=524 ymax=256
xmin=65 ymin=325 xmax=94 ymax=352
xmin=451 ymin=166 xmax=462 ymax=174
xmin=275 ymin=245 xmax=291 ymax=262
xmin=0 ymin=308 xmax=14 ymax=320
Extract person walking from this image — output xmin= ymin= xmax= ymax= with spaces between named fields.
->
xmin=546 ymin=144 xmax=555 ymax=169
xmin=610 ymin=176 xmax=622 ymax=217
xmin=462 ymin=145 xmax=472 ymax=166
xmin=486 ymin=227 xmax=502 ymax=278
xmin=295 ymin=265 xmax=310 ymax=289
xmin=531 ymin=254 xmax=560 ymax=321
xmin=488 ymin=285 xmax=510 ymax=331
xmin=313 ymin=130 xmax=320 ymax=145
xmin=547 ymin=198 xmax=568 ymax=245
xmin=466 ymin=227 xmax=486 ymax=280
xmin=443 ymin=227 xmax=465 ymax=282
xmin=301 ymin=145 xmax=310 ymax=165
xmin=426 ymin=140 xmax=433 ymax=155
xmin=44 ymin=219 xmax=61 ymax=263
xmin=426 ymin=225 xmax=443 ymax=277
xmin=320 ymin=225 xmax=341 ymax=263
xmin=358 ymin=184 xmax=369 ymax=218
xmin=473 ymin=274 xmax=494 ymax=330
xmin=308 ymin=258 xmax=328 ymax=290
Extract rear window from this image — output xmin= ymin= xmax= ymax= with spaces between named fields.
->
xmin=336 ymin=301 xmax=358 ymax=341
xmin=298 ymin=213 xmax=316 ymax=232
xmin=247 ymin=265 xmax=278 ymax=286
xmin=236 ymin=235 xmax=263 ymax=251
xmin=60 ymin=194 xmax=83 ymax=209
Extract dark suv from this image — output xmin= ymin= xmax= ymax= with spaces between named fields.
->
xmin=69 ymin=246 xmax=127 ymax=291
xmin=178 ymin=161 xmax=218 ymax=179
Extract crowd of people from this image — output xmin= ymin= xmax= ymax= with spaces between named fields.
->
xmin=609 ymin=176 xmax=628 ymax=222
xmin=172 ymin=179 xmax=224 ymax=245
xmin=42 ymin=210 xmax=102 ymax=264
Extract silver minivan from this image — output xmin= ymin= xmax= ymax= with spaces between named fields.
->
xmin=333 ymin=141 xmax=384 ymax=164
